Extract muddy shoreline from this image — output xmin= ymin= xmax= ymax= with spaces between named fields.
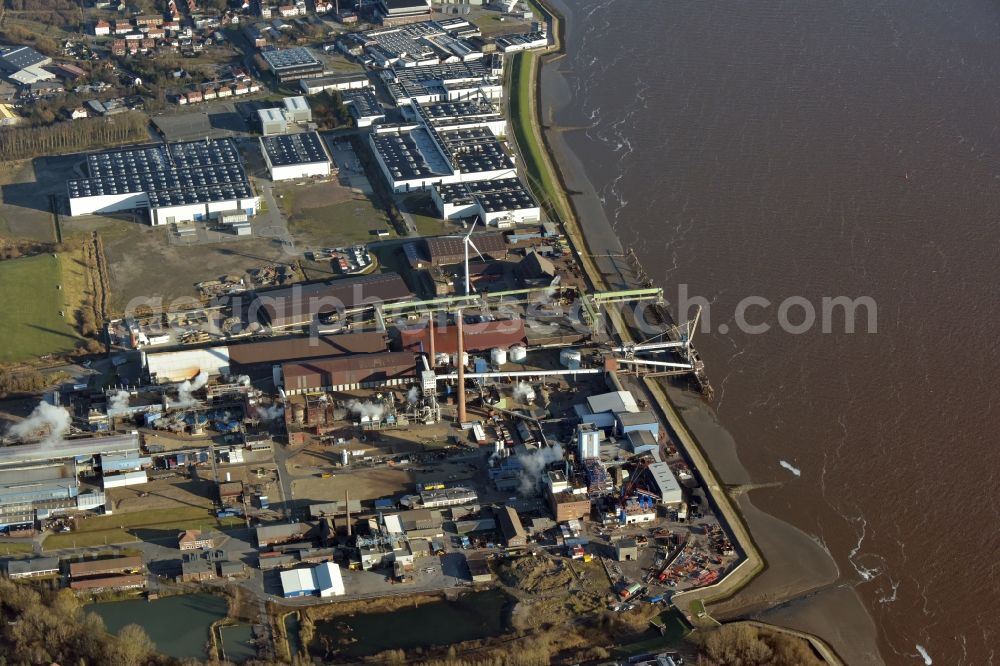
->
xmin=535 ymin=0 xmax=883 ymax=663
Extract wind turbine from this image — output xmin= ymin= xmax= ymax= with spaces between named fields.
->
xmin=462 ymin=217 xmax=485 ymax=296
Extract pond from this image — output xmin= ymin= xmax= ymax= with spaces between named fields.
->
xmin=218 ymin=622 xmax=257 ymax=663
xmin=285 ymin=612 xmax=303 ymax=660
xmin=86 ymin=593 xmax=227 ymax=660
xmin=311 ymin=589 xmax=511 ymax=659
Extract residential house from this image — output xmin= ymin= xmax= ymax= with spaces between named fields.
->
xmin=178 ymin=529 xmax=214 ymax=550
xmin=94 ymin=20 xmax=111 ymax=36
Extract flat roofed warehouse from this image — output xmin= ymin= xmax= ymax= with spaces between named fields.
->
xmin=0 ymin=433 xmax=140 ymax=468
xmin=0 ymin=46 xmax=50 ymax=73
xmin=260 ymin=132 xmax=332 ymax=181
xmin=383 ymin=59 xmax=499 ymax=105
xmin=433 ymin=177 xmax=539 ymax=226
xmin=228 ymin=332 xmax=388 ymax=366
xmin=341 ymin=89 xmax=385 ymax=127
xmin=370 ymin=124 xmax=514 ymax=193
xmin=415 ymin=98 xmax=505 ymax=135
xmin=67 ymin=139 xmax=258 ymax=226
xmin=282 ymin=351 xmax=416 ymax=394
xmin=261 ymin=47 xmax=324 ymax=82
xmin=249 ymin=272 xmax=413 ymax=330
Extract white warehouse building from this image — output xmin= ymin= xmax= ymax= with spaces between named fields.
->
xmin=66 ymin=139 xmax=259 ymax=226
xmin=260 ymin=132 xmax=332 ymax=182
xmin=369 ymin=123 xmax=516 ymax=193
xmin=432 ymin=177 xmax=540 ymax=227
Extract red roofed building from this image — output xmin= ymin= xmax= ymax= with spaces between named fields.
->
xmin=282 ymin=352 xmax=416 ymax=395
xmin=399 ymin=319 xmax=526 ymax=355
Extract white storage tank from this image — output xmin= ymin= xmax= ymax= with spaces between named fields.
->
xmin=560 ymin=349 xmax=582 ymax=369
xmin=509 ymin=345 xmax=527 ymax=363
xmin=452 ymin=351 xmax=469 ymax=367
xmin=341 ymin=449 xmax=349 ymax=466
xmin=491 ymin=347 xmax=508 ymax=366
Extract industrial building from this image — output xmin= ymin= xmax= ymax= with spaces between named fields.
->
xmin=0 ymin=46 xmax=53 ymax=85
xmin=256 ymin=522 xmax=313 ymax=547
xmin=341 ymin=89 xmax=385 ymax=127
xmin=141 ymin=332 xmax=390 ymax=383
xmin=5 ymin=556 xmax=60 ymax=579
xmin=413 ymin=98 xmax=504 ymax=135
xmin=495 ymin=31 xmax=549 ymax=53
xmin=376 ymin=0 xmax=431 ymax=25
xmin=144 ymin=346 xmax=232 ymax=383
xmin=419 ymin=232 xmax=509 ymax=266
xmin=399 ymin=319 xmax=526 ymax=354
xmin=431 ymin=177 xmax=539 ymax=226
xmin=574 ymin=390 xmax=640 ymax=430
xmin=0 ymin=433 xmax=140 ymax=469
xmin=616 ymin=411 xmax=660 ymax=440
xmin=282 ymin=95 xmax=312 ymax=123
xmin=549 ymin=491 xmax=591 ymax=522
xmin=260 ymin=132 xmax=331 ymax=181
xmin=299 ymin=73 xmax=370 ymax=95
xmin=370 ymin=123 xmax=515 ymax=193
xmin=281 ymin=352 xmax=416 ymax=394
xmin=68 ymin=556 xmax=143 ymax=579
xmin=382 ymin=59 xmax=501 ymax=106
xmin=646 ymin=462 xmax=683 ymax=506
xmin=497 ymin=505 xmax=526 ymax=548
xmin=180 ymin=558 xmax=216 ymax=582
xmin=279 ymin=561 xmax=344 ymax=597
xmin=248 ymin=272 xmax=413 ymax=330
xmin=360 ymin=20 xmax=482 ymax=67
xmin=66 ymin=139 xmax=258 ymax=226
xmin=258 ymin=107 xmax=287 ymax=135
xmin=261 ymin=47 xmax=324 ymax=82
xmin=69 ymin=574 xmax=146 ymax=592
xmin=229 ymin=332 xmax=388 ymax=368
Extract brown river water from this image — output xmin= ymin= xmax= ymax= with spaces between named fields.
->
xmin=540 ymin=0 xmax=1000 ymax=663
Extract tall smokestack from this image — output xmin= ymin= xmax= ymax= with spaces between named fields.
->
xmin=457 ymin=311 xmax=466 ymax=424
xmin=428 ymin=313 xmax=436 ymax=369
xmin=345 ymin=489 xmax=351 ymax=537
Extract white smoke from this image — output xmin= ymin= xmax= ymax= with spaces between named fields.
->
xmin=512 ymin=381 xmax=535 ymax=403
xmin=6 ymin=401 xmax=72 ymax=447
xmin=255 ymin=404 xmax=284 ymax=421
xmin=109 ymin=390 xmax=130 ymax=411
xmin=406 ymin=386 xmax=420 ymax=404
xmin=346 ymin=399 xmax=384 ymax=421
xmin=167 ymin=371 xmax=208 ymax=409
xmin=516 ymin=443 xmax=563 ymax=495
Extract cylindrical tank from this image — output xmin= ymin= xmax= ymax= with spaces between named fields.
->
xmin=225 ymin=472 xmax=231 ymax=482
xmin=341 ymin=449 xmax=349 ymax=466
xmin=560 ymin=349 xmax=582 ymax=369
xmin=292 ymin=403 xmax=305 ymax=424
xmin=509 ymin=345 xmax=527 ymax=363
xmin=452 ymin=351 xmax=469 ymax=367
xmin=491 ymin=347 xmax=508 ymax=366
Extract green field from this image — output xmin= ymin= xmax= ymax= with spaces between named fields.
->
xmin=508 ymin=51 xmax=571 ymax=225
xmin=43 ymin=506 xmax=244 ymax=550
xmin=0 ymin=542 xmax=36 ymax=556
xmin=0 ymin=254 xmax=82 ymax=363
